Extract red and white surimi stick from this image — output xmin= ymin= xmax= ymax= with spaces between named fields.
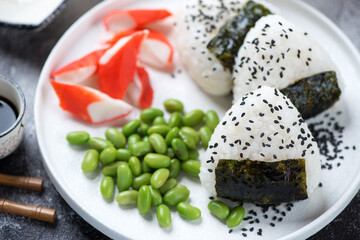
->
xmin=103 ymin=9 xmax=172 ymax=32
xmin=50 ymin=49 xmax=107 ymax=84
xmin=98 ymin=30 xmax=148 ymax=99
xmin=51 ymin=81 xmax=132 ymax=124
xmin=127 ymin=64 xmax=153 ymax=109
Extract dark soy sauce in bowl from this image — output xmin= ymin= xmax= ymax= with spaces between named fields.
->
xmin=0 ymin=96 xmax=18 ymax=135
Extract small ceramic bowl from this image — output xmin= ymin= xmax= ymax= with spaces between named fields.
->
xmin=0 ymin=76 xmax=26 ymax=159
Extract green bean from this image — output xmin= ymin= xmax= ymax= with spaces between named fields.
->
xmin=182 ymin=160 xmax=201 ymax=177
xmin=166 ymin=147 xmax=175 ymax=159
xmin=137 ymin=185 xmax=152 ymax=214
xmin=226 ymin=206 xmax=245 ymax=228
xmin=140 ymin=108 xmax=164 ymax=123
xmin=116 ymin=148 xmax=131 ymax=162
xmin=177 ymin=202 xmax=201 ymax=220
xmin=130 ymin=141 xmax=153 ymax=157
xmin=182 ymin=109 xmax=204 ymax=127
xmin=149 ymin=133 xmax=167 ymax=155
xmin=205 ymin=110 xmax=219 ymax=131
xmin=178 ymin=130 xmax=197 ymax=150
xmin=168 ymin=112 xmax=182 ymax=128
xmin=153 ymin=116 xmax=167 ymax=126
xmin=105 ymin=128 xmax=126 ymax=148
xmin=163 ymin=99 xmax=184 ymax=113
xmin=127 ymin=133 xmax=141 ymax=149
xmin=132 ymin=173 xmax=152 ymax=190
xmin=188 ymin=149 xmax=199 ymax=160
xmin=147 ymin=125 xmax=171 ymax=137
xmin=102 ymin=161 xmax=128 ymax=177
xmin=149 ymin=186 xmax=163 ymax=207
xmin=100 ymin=176 xmax=115 ymax=199
xmin=122 ymin=119 xmax=141 ymax=137
xmin=151 ymin=168 xmax=170 ymax=189
xmin=139 ymin=123 xmax=150 ymax=136
xmin=207 ymin=200 xmax=230 ymax=219
xmin=156 ymin=204 xmax=171 ymax=227
xmin=171 ymin=138 xmax=188 ymax=161
xmin=66 ymin=131 xmax=89 ymax=145
xmin=144 ymin=153 xmax=171 ymax=168
xmin=100 ymin=147 xmax=117 ymax=166
xmin=199 ymin=126 xmax=212 ymax=149
xmin=168 ymin=158 xmax=181 ymax=178
xmin=129 ymin=156 xmax=142 ymax=176
xmin=81 ymin=149 xmax=99 ymax=172
xmin=159 ymin=178 xmax=177 ymax=195
xmin=163 ymin=185 xmax=190 ymax=206
xmin=180 ymin=127 xmax=200 ymax=144
xmin=165 ymin=127 xmax=179 ymax=146
xmin=88 ymin=137 xmax=114 ymax=152
xmin=117 ymin=164 xmax=132 ymax=192
xmin=141 ymin=159 xmax=152 ymax=174
xmin=116 ymin=190 xmax=138 ymax=205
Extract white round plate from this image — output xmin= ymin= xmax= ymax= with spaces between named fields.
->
xmin=35 ymin=0 xmax=360 ymax=239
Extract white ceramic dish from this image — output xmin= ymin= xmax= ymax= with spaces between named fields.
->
xmin=34 ymin=0 xmax=360 ymax=239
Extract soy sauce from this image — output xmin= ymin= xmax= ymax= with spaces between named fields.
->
xmin=0 ymin=96 xmax=18 ymax=134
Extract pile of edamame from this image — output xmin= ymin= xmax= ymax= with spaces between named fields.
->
xmin=66 ymin=99 xmax=220 ymax=228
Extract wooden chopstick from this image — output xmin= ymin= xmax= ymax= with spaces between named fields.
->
xmin=0 ymin=198 xmax=56 ymax=223
xmin=0 ymin=173 xmax=43 ymax=191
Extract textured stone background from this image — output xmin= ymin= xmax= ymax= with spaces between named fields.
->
xmin=0 ymin=0 xmax=359 ymax=239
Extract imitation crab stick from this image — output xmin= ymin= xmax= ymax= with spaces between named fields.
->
xmin=98 ymin=30 xmax=148 ymax=99
xmin=51 ymin=81 xmax=132 ymax=124
xmin=127 ymin=64 xmax=153 ymax=109
xmin=50 ymin=49 xmax=107 ymax=84
xmin=103 ymin=9 xmax=172 ymax=32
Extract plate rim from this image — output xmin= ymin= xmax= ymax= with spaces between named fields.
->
xmin=34 ymin=0 xmax=360 ymax=239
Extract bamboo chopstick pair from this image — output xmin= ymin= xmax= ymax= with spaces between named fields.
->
xmin=0 ymin=173 xmax=56 ymax=223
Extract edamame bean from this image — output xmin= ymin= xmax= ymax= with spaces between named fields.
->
xmin=149 ymin=186 xmax=163 ymax=207
xmin=182 ymin=160 xmax=201 ymax=177
xmin=116 ymin=148 xmax=131 ymax=162
xmin=127 ymin=133 xmax=141 ymax=149
xmin=147 ymin=125 xmax=171 ymax=137
xmin=177 ymin=202 xmax=201 ymax=220
xmin=207 ymin=200 xmax=230 ymax=219
xmin=100 ymin=176 xmax=114 ymax=199
xmin=141 ymin=159 xmax=152 ymax=173
xmin=182 ymin=109 xmax=204 ymax=127
xmin=116 ymin=190 xmax=138 ymax=205
xmin=163 ymin=185 xmax=190 ymax=206
xmin=163 ymin=99 xmax=184 ymax=113
xmin=180 ymin=127 xmax=200 ymax=144
xmin=122 ymin=119 xmax=141 ymax=137
xmin=140 ymin=108 xmax=164 ymax=123
xmin=226 ymin=206 xmax=245 ymax=228
xmin=199 ymin=126 xmax=212 ymax=149
xmin=149 ymin=133 xmax=167 ymax=154
xmin=165 ymin=127 xmax=179 ymax=146
xmin=151 ymin=168 xmax=170 ymax=189
xmin=153 ymin=116 xmax=167 ymax=126
xmin=66 ymin=131 xmax=89 ymax=145
xmin=81 ymin=149 xmax=99 ymax=172
xmin=88 ymin=137 xmax=114 ymax=152
xmin=171 ymin=138 xmax=188 ymax=161
xmin=188 ymin=149 xmax=199 ymax=160
xmin=139 ymin=123 xmax=150 ymax=136
xmin=166 ymin=147 xmax=175 ymax=158
xmin=168 ymin=112 xmax=182 ymax=128
xmin=178 ymin=130 xmax=197 ymax=150
xmin=142 ymin=136 xmax=149 ymax=143
xmin=159 ymin=178 xmax=177 ymax=195
xmin=205 ymin=110 xmax=219 ymax=131
xmin=130 ymin=141 xmax=153 ymax=157
xmin=168 ymin=158 xmax=181 ymax=178
xmin=129 ymin=156 xmax=142 ymax=176
xmin=100 ymin=147 xmax=117 ymax=166
xmin=156 ymin=204 xmax=171 ymax=227
xmin=137 ymin=185 xmax=152 ymax=214
xmin=117 ymin=164 xmax=132 ymax=192
xmin=102 ymin=161 xmax=128 ymax=177
xmin=132 ymin=173 xmax=152 ymax=190
xmin=105 ymin=128 xmax=126 ymax=148
xmin=144 ymin=153 xmax=171 ymax=168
